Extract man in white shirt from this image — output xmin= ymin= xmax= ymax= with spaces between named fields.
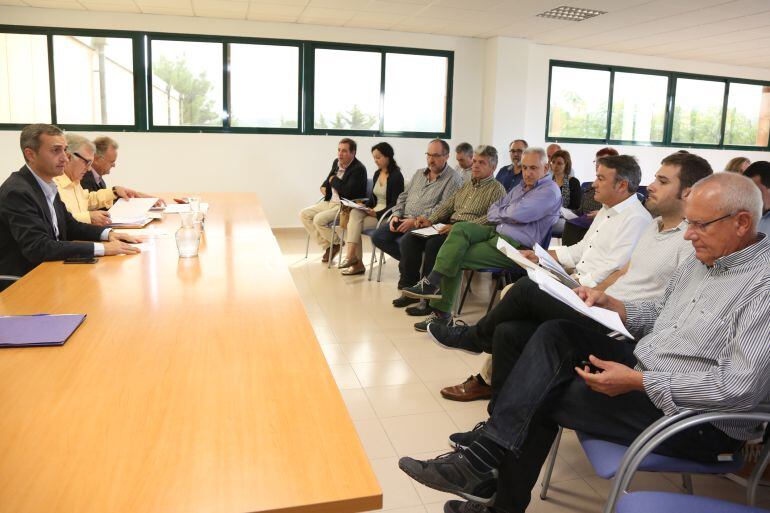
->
xmin=436 ymin=153 xmax=709 ymax=403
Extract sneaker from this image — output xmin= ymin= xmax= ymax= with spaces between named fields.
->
xmin=427 ymin=321 xmax=482 ymax=355
xmin=406 ymin=301 xmax=431 ymax=317
xmin=393 ymin=295 xmax=420 ymax=308
xmin=449 ymin=422 xmax=487 ymax=450
xmin=415 ymin=311 xmax=452 ymax=332
xmin=444 ymin=500 xmax=492 ymax=513
xmin=398 ymin=450 xmax=497 ymax=505
xmin=402 ymin=277 xmax=442 ymax=300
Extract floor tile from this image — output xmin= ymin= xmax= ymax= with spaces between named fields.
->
xmin=320 ymin=343 xmax=348 ymax=364
xmin=341 ymin=340 xmax=404 ymax=363
xmin=422 ymin=379 xmax=491 ymax=413
xmin=365 ymin=382 xmax=444 ymax=418
xmin=406 ymin=353 xmax=474 ymax=383
xmin=329 ymin=363 xmax=362 ymax=389
xmin=352 ymin=360 xmax=421 ymax=387
xmin=355 ymin=419 xmax=397 ymax=459
xmin=340 ymin=388 xmax=378 ymax=420
xmin=381 ymin=412 xmax=458 ymax=456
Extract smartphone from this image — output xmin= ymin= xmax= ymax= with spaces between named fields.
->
xmin=64 ymin=257 xmax=98 ymax=264
xmin=578 ymin=360 xmax=601 ymax=374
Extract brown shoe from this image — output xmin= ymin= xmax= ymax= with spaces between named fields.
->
xmin=329 ymin=244 xmax=341 ymax=261
xmin=440 ymin=375 xmax=491 ymax=402
xmin=321 ymin=247 xmax=331 ymax=263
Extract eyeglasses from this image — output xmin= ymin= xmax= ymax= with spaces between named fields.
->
xmin=685 ymin=212 xmax=736 ymax=233
xmin=72 ymin=152 xmax=93 ymax=167
xmin=425 ymin=152 xmax=447 ymax=158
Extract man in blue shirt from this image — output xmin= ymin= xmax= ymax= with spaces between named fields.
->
xmin=744 ymin=161 xmax=770 ymax=236
xmin=494 ymin=139 xmax=527 ymax=192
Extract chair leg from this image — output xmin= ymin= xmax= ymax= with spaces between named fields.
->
xmin=682 ymin=473 xmax=694 ymax=494
xmin=486 ymin=274 xmax=502 ymax=313
xmin=367 ymin=245 xmax=377 ymax=281
xmin=540 ymin=427 xmax=564 ymax=499
xmin=305 ymin=233 xmax=310 ymax=258
xmin=327 ymin=221 xmax=336 ymax=269
xmin=376 ymin=250 xmax=385 ymax=282
xmin=457 ymin=271 xmax=474 ymax=315
xmin=337 ymin=229 xmax=346 ymax=268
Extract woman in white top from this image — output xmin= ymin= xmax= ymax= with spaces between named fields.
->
xmin=340 ymin=142 xmax=404 ymax=275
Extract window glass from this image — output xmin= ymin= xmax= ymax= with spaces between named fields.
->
xmin=671 ymin=78 xmax=725 ymax=145
xmin=53 ymin=35 xmax=134 ymax=125
xmin=547 ymin=66 xmax=610 ymax=139
xmin=610 ymin=72 xmax=668 ymax=142
xmin=151 ymin=40 xmax=223 ymax=127
xmin=0 ymin=33 xmax=51 ymax=123
xmin=230 ymin=44 xmax=299 ymax=128
xmin=383 ymin=53 xmax=448 ymax=132
xmin=723 ymin=83 xmax=770 ymax=147
xmin=313 ymin=48 xmax=380 ymax=130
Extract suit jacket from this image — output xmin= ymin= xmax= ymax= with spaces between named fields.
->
xmin=366 ymin=169 xmax=405 ymax=219
xmin=80 ymin=170 xmax=106 ymax=191
xmin=0 ymin=166 xmax=105 ymax=283
xmin=320 ymin=158 xmax=367 ymax=202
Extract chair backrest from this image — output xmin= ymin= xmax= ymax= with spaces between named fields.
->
xmin=636 ymin=185 xmax=648 ymax=203
xmin=366 ymin=178 xmax=374 ymax=198
xmin=581 ymin=181 xmax=593 ymax=192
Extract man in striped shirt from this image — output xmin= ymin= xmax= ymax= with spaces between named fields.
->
xmin=398 ymin=172 xmax=769 ymax=513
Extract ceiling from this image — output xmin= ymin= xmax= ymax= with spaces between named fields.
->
xmin=3 ymin=0 xmax=770 ymax=69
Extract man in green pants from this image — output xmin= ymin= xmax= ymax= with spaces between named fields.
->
xmin=403 ymin=148 xmax=562 ymax=330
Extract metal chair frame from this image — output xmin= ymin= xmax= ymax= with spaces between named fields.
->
xmin=364 ymin=206 xmax=395 ymax=283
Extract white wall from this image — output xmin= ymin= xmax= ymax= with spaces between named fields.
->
xmin=0 ymin=6 xmax=485 ymax=227
xmin=2 ymin=6 xmax=770 ymax=226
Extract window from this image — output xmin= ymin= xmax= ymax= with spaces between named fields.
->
xmin=151 ymin=39 xmax=223 ymax=127
xmin=0 ymin=33 xmax=51 ymax=124
xmin=547 ymin=66 xmax=610 ymax=139
xmin=723 ymin=83 xmax=770 ymax=147
xmin=53 ymin=35 xmax=134 ymax=125
xmin=610 ymin=72 xmax=667 ymax=143
xmin=383 ymin=53 xmax=448 ymax=133
xmin=230 ymin=43 xmax=299 ymax=128
xmin=313 ymin=48 xmax=381 ymax=130
xmin=671 ymin=78 xmax=725 ymax=145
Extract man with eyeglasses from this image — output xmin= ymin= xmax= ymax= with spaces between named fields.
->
xmin=53 ymin=134 xmax=134 ymax=226
xmin=0 ymin=124 xmax=141 ymax=290
xmin=398 ymin=171 xmax=769 ymax=513
xmin=494 ymin=139 xmax=527 ymax=193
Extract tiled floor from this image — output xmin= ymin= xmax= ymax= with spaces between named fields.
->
xmin=274 ymin=229 xmax=769 ymax=513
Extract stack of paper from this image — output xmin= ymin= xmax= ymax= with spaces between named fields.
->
xmin=341 ymin=198 xmax=369 ymax=211
xmin=163 ymin=203 xmax=210 ymax=215
xmin=108 ymin=198 xmax=160 ymax=227
xmin=412 ymin=223 xmax=446 ymax=237
xmin=533 ymin=243 xmax=580 ymax=288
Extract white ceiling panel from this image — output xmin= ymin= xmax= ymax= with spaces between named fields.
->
xmin=247 ymin=2 xmax=304 ymax=17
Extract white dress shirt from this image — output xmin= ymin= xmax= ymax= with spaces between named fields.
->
xmin=554 ymin=193 xmax=652 ymax=287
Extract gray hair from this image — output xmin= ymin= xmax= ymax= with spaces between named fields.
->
xmin=65 ymin=133 xmax=95 ymax=155
xmin=474 ymin=145 xmax=498 ymax=168
xmin=522 ymin=147 xmax=547 ymax=165
xmin=456 ymin=142 xmax=473 ymax=156
xmin=93 ymin=136 xmax=119 ymax=157
xmin=20 ymin=123 xmax=63 ymax=161
xmin=691 ymin=173 xmax=763 ymax=230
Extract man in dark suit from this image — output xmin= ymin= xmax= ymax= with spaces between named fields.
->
xmin=299 ymin=137 xmax=368 ymax=263
xmin=0 ymin=124 xmax=141 ymax=291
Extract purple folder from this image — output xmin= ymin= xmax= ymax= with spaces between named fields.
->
xmin=0 ymin=314 xmax=86 ymax=348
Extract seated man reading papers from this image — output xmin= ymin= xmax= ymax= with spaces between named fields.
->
xmin=398 ymin=172 xmax=769 ymax=513
xmin=0 ymin=124 xmax=140 ymax=291
xmin=402 ymin=147 xmax=561 ymax=327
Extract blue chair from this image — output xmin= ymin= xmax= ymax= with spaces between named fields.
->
xmin=540 ymin=408 xmax=770 ymax=513
xmin=456 ymin=226 xmax=553 ymax=315
xmin=617 ymin=492 xmax=770 ymax=513
xmin=636 ymin=185 xmax=648 ymax=204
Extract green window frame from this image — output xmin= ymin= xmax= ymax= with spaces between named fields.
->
xmin=545 ymin=59 xmax=770 ymax=151
xmin=0 ymin=24 xmax=454 ymax=139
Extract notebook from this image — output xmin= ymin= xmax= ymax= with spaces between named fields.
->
xmin=0 ymin=314 xmax=87 ymax=348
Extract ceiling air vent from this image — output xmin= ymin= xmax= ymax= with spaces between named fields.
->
xmin=536 ymin=5 xmax=607 ymax=21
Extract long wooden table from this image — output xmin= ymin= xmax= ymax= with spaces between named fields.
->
xmin=0 ymin=193 xmax=381 ymax=513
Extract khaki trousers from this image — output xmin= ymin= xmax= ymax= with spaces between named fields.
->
xmin=344 ymin=209 xmax=379 ymax=260
xmin=300 ymin=200 xmax=341 ymax=249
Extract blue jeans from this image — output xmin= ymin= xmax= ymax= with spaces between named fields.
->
xmin=370 ymin=224 xmax=402 ymax=261
xmin=483 ymin=320 xmax=742 ymax=513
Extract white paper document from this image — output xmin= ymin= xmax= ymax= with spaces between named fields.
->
xmin=163 ymin=203 xmax=210 ymax=214
xmin=108 ymin=198 xmax=159 ymax=225
xmin=495 ymin=237 xmax=539 ymax=272
xmin=534 ymin=243 xmax=579 ymax=288
xmin=560 ymin=207 xmax=578 ymax=220
xmin=341 ymin=198 xmax=369 ymax=211
xmin=412 ymin=223 xmax=447 ymax=237
xmin=527 ymin=268 xmax=634 ymax=339
xmin=112 ymin=228 xmax=171 ymax=239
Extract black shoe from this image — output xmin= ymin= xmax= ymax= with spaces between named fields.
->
xmin=393 ymin=295 xmax=420 ymax=308
xmin=428 ymin=321 xmax=482 ymax=355
xmin=398 ymin=450 xmax=497 ymax=505
xmin=449 ymin=421 xmax=487 ymax=450
xmin=444 ymin=500 xmax=492 ymax=513
xmin=406 ymin=301 xmax=431 ymax=316
xmin=402 ymin=277 xmax=442 ymax=300
xmin=415 ymin=311 xmax=453 ymax=332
